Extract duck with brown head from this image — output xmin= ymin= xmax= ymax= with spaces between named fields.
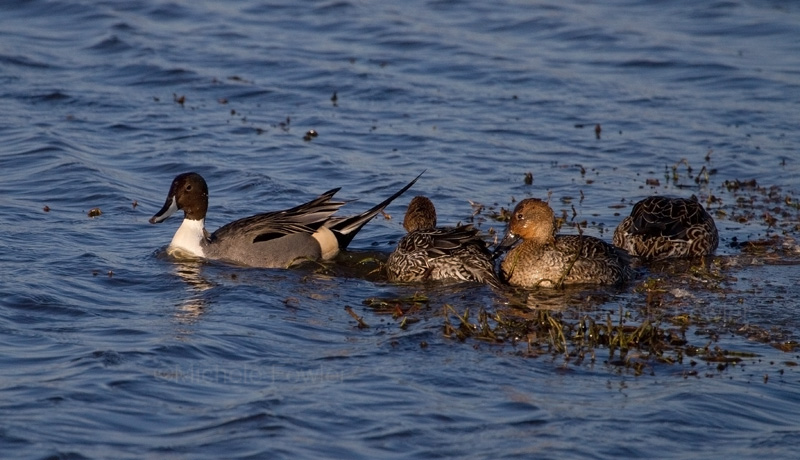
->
xmin=386 ymin=196 xmax=499 ymax=287
xmin=495 ymin=198 xmax=634 ymax=288
xmin=150 ymin=171 xmax=422 ymax=268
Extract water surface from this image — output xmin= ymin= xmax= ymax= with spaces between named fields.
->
xmin=1 ymin=0 xmax=800 ymax=458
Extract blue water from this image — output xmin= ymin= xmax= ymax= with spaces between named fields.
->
xmin=2 ymin=0 xmax=800 ymax=458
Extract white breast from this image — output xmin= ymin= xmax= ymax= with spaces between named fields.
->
xmin=168 ymin=218 xmax=207 ymax=258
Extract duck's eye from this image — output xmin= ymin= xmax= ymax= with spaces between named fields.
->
xmin=186 ymin=185 xmax=192 ymax=191
xmin=516 ymin=212 xmax=524 ymax=220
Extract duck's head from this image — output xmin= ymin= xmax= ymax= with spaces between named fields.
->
xmin=403 ymin=195 xmax=437 ymax=232
xmin=149 ymin=172 xmax=209 ymax=224
xmin=495 ymin=198 xmax=556 ymax=253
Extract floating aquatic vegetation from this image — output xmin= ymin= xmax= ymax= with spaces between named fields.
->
xmin=359 ymin=235 xmax=798 ymax=376
xmin=345 ymin=306 xmax=369 ymax=329
xmin=303 ymin=129 xmax=318 ymax=141
xmin=724 ymin=179 xmax=758 ymax=191
xmin=363 ymin=293 xmax=429 ymax=318
xmin=524 ymin=172 xmax=533 ymax=185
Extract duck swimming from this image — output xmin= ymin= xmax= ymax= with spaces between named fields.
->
xmin=495 ymin=198 xmax=633 ymax=288
xmin=385 ymin=196 xmax=498 ymax=286
xmin=149 ymin=172 xmax=421 ymax=268
xmin=613 ymin=196 xmax=718 ymax=260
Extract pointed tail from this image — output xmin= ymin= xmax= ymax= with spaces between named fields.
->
xmin=329 ymin=171 xmax=424 ymax=250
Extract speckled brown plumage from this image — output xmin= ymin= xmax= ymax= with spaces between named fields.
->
xmin=613 ymin=196 xmax=718 ymax=260
xmin=497 ymin=198 xmax=634 ymax=288
xmin=386 ymin=196 xmax=499 ymax=286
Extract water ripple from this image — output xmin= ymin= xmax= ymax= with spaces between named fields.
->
xmin=1 ymin=0 xmax=800 ymax=458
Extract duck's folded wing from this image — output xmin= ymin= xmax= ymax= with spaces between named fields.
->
xmin=631 ymin=198 xmax=689 ymax=239
xmin=425 ymin=226 xmax=488 ymax=256
xmin=428 ymin=226 xmax=499 ymax=287
xmin=210 ymin=188 xmax=348 ymax=244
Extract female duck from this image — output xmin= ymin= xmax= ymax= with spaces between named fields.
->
xmin=613 ymin=196 xmax=718 ymax=260
xmin=495 ymin=198 xmax=633 ymax=288
xmin=149 ymin=172 xmax=420 ymax=268
xmin=386 ymin=196 xmax=498 ymax=286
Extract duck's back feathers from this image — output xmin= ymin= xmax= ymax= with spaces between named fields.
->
xmin=387 ymin=224 xmax=499 ymax=287
xmin=502 ymin=234 xmax=633 ymax=288
xmin=385 ymin=194 xmax=499 ymax=286
xmin=199 ymin=188 xmax=346 ymax=267
xmin=210 ymin=188 xmax=344 ymax=245
xmin=613 ymin=196 xmax=718 ymax=260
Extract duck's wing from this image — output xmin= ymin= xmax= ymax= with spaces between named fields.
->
xmin=556 ymin=234 xmax=634 ymax=284
xmin=209 ymin=188 xmax=346 ymax=244
xmin=424 ymin=225 xmax=489 ymax=256
xmin=417 ymin=226 xmax=500 ymax=287
xmin=632 ymin=196 xmax=715 ymax=241
xmin=629 ymin=197 xmax=687 ymax=239
xmin=556 ymin=234 xmax=617 ymax=259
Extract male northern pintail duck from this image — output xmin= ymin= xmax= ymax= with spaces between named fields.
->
xmin=385 ymin=196 xmax=499 ymax=286
xmin=613 ymin=196 xmax=718 ymax=260
xmin=495 ymin=198 xmax=634 ymax=288
xmin=149 ymin=172 xmax=421 ymax=268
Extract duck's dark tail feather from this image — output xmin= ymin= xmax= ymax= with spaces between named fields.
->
xmin=328 ymin=171 xmax=424 ymax=249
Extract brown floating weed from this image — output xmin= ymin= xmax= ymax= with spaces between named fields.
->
xmin=344 ymin=305 xmax=369 ymax=329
